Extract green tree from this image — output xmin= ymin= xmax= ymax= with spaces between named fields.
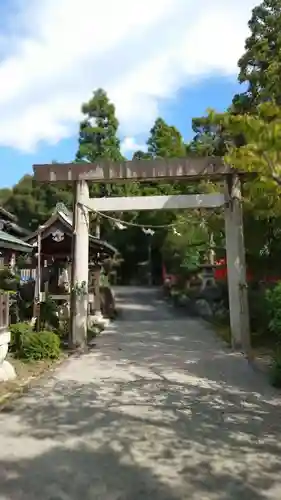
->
xmin=76 ymin=88 xmax=127 ymax=239
xmin=76 ymin=88 xmax=126 ymax=199
xmin=2 ymin=175 xmax=72 ymax=230
xmin=233 ymin=0 xmax=281 ymax=112
xmin=0 ymin=188 xmax=12 ymax=205
xmin=138 ymin=117 xmax=216 ymax=277
xmin=163 ymin=213 xmax=210 ymax=273
xmin=75 ymin=88 xmax=146 ymax=278
xmin=76 ymin=88 xmax=123 ymax=163
xmin=127 ymin=119 xmax=189 ymax=282
xmin=147 ymin=118 xmax=186 ymax=158
xmin=208 ymin=102 xmax=281 ymax=276
xmin=188 ymin=115 xmax=228 ymax=157
xmin=132 ymin=150 xmax=151 ymax=160
xmin=210 ymin=102 xmax=281 ymax=196
xmin=145 ymin=117 xmax=189 ymax=195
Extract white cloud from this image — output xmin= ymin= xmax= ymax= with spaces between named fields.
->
xmin=120 ymin=137 xmax=147 ymax=156
xmin=0 ymin=0 xmax=257 ymax=153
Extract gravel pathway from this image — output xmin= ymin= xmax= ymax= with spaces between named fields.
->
xmin=0 ymin=286 xmax=281 ymax=500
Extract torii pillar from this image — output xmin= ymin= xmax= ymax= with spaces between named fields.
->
xmin=70 ymin=180 xmax=89 ymax=348
xmin=224 ymin=174 xmax=251 ymax=356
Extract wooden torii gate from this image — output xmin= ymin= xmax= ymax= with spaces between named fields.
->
xmin=33 ymin=157 xmax=250 ymax=355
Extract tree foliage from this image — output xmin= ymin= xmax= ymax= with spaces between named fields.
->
xmin=2 ymin=175 xmax=72 ymax=230
xmin=181 ymin=0 xmax=281 ymax=277
xmin=230 ymin=103 xmax=280 ymax=183
xmin=5 ymin=0 xmax=281 ymax=283
xmin=233 ymin=0 xmax=281 ymax=112
xmin=76 ymin=88 xmax=128 ymax=201
xmin=188 ymin=115 xmax=228 ymax=157
xmin=209 ymin=101 xmax=281 ymax=209
xmin=76 ymin=88 xmax=123 ymax=163
xmin=147 ymin=118 xmax=186 ymax=159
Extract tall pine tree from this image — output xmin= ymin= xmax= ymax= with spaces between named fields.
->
xmin=76 ymin=88 xmax=123 ymax=163
xmin=147 ymin=118 xmax=186 ymax=158
xmin=233 ymin=0 xmax=281 ymax=112
xmin=76 ymin=88 xmax=125 ymax=240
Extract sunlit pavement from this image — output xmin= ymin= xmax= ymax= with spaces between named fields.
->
xmin=0 ymin=286 xmax=281 ymax=499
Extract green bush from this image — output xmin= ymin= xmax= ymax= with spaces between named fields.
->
xmin=269 ymin=351 xmax=281 ymax=387
xmin=19 ymin=330 xmax=61 ymax=361
xmin=0 ymin=268 xmax=19 ymax=292
xmin=266 ymin=282 xmax=281 ymax=341
xmin=55 ymin=319 xmax=69 ymax=340
xmin=10 ymin=322 xmax=33 ymax=353
xmin=248 ymin=287 xmax=271 ymax=343
xmin=39 ymin=296 xmax=59 ymax=330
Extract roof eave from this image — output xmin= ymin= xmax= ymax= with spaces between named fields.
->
xmin=0 ymin=206 xmax=17 ymax=222
xmin=0 ymin=241 xmax=32 ymax=253
xmin=89 ymin=235 xmax=118 ymax=255
xmin=24 ymin=208 xmax=118 ymax=255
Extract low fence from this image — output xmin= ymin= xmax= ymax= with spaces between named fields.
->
xmin=20 ymin=268 xmax=37 ymax=282
xmin=0 ymin=292 xmax=9 ymax=331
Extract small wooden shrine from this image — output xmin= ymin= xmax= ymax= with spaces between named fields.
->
xmin=24 ymin=204 xmax=118 ymax=312
xmin=0 ymin=206 xmax=32 ymax=268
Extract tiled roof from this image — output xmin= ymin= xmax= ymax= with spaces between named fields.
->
xmin=26 ymin=203 xmax=118 ymax=256
xmin=0 ymin=230 xmax=32 ymax=252
xmin=0 ymin=206 xmax=17 ymax=222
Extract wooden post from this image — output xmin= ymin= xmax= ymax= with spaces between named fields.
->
xmin=36 ymin=228 xmax=42 ymax=331
xmin=43 ymin=259 xmax=48 ymax=299
xmin=224 ymin=174 xmax=251 ymax=355
xmin=70 ymin=180 xmax=89 ymax=348
xmin=148 ymin=236 xmax=152 ymax=286
xmin=93 ymin=215 xmax=103 ymax=318
xmin=95 ymin=216 xmax=100 ymax=239
xmin=5 ymin=292 xmax=9 ymax=328
xmin=209 ymin=232 xmax=215 ymax=266
xmin=93 ymin=266 xmax=102 ymax=317
xmin=32 ymin=226 xmax=42 ymax=330
xmin=69 ymin=182 xmax=77 ymax=347
xmin=0 ymin=293 xmax=3 ymax=329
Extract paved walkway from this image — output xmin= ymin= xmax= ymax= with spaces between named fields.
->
xmin=0 ymin=287 xmax=281 ymax=500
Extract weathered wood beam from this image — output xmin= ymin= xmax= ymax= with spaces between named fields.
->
xmin=87 ymin=194 xmax=224 ymax=212
xmin=33 ymin=157 xmax=231 ymax=183
xmin=224 ymin=174 xmax=250 ymax=355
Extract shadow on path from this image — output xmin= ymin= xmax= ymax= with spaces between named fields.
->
xmin=0 ymin=287 xmax=280 ymax=499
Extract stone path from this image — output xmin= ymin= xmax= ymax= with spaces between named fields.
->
xmin=0 ymin=286 xmax=281 ymax=499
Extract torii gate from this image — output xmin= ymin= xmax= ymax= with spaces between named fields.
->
xmin=33 ymin=157 xmax=250 ymax=356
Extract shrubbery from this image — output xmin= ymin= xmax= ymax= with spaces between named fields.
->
xmin=9 ymin=322 xmax=61 ymax=361
xmin=10 ymin=322 xmax=31 ymax=354
xmin=248 ymin=287 xmax=270 ymax=340
xmin=20 ymin=330 xmax=61 ymax=361
xmin=269 ymin=352 xmax=281 ymax=388
xmin=266 ymin=282 xmax=281 ymax=387
xmin=266 ymin=282 xmax=281 ymax=342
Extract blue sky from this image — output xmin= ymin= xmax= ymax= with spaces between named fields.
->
xmin=0 ymin=77 xmax=243 ymax=188
xmin=0 ymin=0 xmax=257 ymax=188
